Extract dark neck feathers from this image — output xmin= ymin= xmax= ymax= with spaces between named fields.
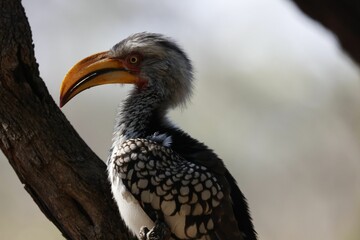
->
xmin=114 ymin=87 xmax=167 ymax=140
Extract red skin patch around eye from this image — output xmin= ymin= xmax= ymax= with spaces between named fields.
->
xmin=123 ymin=53 xmax=148 ymax=91
xmin=125 ymin=53 xmax=143 ymax=68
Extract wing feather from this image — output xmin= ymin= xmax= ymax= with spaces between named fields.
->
xmin=112 ymin=138 xmax=243 ymax=239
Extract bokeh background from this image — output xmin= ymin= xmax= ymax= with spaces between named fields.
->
xmin=1 ymin=0 xmax=360 ymax=239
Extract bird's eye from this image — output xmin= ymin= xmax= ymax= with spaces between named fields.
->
xmin=126 ymin=53 xmax=142 ymax=67
xmin=129 ymin=56 xmax=138 ymax=64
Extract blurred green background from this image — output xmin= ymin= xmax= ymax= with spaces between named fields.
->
xmin=1 ymin=0 xmax=360 ymax=239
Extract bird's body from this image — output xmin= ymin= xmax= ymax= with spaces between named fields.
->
xmin=60 ymin=33 xmax=256 ymax=240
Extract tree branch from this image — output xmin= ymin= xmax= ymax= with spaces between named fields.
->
xmin=0 ymin=1 xmax=134 ymax=239
xmin=291 ymin=0 xmax=360 ymax=64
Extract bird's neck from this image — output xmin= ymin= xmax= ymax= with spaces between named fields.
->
xmin=113 ymin=88 xmax=167 ymax=143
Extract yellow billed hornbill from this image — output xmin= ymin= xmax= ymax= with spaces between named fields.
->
xmin=60 ymin=32 xmax=256 ymax=240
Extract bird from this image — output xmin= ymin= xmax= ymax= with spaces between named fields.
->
xmin=60 ymin=32 xmax=256 ymax=240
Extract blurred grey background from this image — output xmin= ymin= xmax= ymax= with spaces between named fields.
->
xmin=1 ymin=0 xmax=360 ymax=239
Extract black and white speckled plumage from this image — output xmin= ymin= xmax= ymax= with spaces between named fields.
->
xmin=103 ymin=33 xmax=257 ymax=240
xmin=111 ymin=138 xmax=224 ymax=239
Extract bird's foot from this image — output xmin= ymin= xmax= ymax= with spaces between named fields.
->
xmin=139 ymin=226 xmax=150 ymax=240
xmin=139 ymin=221 xmax=171 ymax=240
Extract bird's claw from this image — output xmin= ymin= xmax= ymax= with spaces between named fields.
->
xmin=139 ymin=226 xmax=150 ymax=240
xmin=139 ymin=221 xmax=171 ymax=240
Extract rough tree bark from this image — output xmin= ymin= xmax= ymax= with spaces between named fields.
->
xmin=0 ymin=0 xmax=359 ymax=240
xmin=0 ymin=1 xmax=134 ymax=239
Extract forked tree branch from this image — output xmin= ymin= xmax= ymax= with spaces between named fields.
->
xmin=0 ymin=1 xmax=358 ymax=240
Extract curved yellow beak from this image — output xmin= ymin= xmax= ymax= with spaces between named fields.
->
xmin=59 ymin=51 xmax=138 ymax=107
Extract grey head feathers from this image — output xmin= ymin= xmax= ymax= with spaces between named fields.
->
xmin=110 ymin=32 xmax=194 ymax=109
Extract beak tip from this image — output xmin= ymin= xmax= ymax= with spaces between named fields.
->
xmin=59 ymin=98 xmax=65 ymax=108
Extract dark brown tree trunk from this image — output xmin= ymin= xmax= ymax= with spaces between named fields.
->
xmin=0 ymin=0 xmax=358 ymax=240
xmin=0 ymin=0 xmax=133 ymax=239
